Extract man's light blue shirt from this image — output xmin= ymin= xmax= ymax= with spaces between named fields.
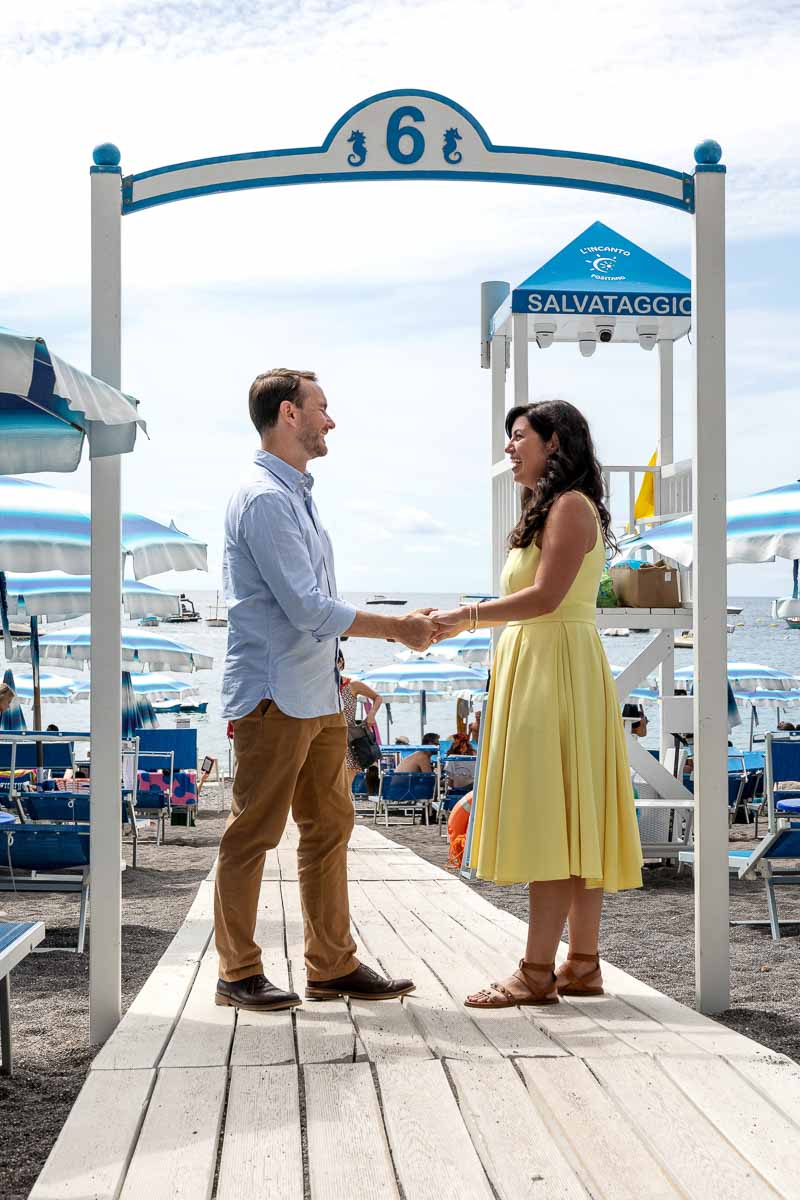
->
xmin=221 ymin=450 xmax=356 ymax=720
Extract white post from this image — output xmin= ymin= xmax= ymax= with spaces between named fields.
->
xmin=89 ymin=144 xmax=123 ymax=1043
xmin=512 ymin=313 xmax=528 ymax=408
xmin=691 ymin=142 xmax=729 ymax=1014
xmin=491 ymin=335 xmax=507 ymax=467
xmin=658 ymin=339 xmax=675 ymax=759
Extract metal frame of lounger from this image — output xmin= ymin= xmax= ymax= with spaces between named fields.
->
xmin=375 ymin=770 xmax=438 ymax=828
xmin=0 ymin=920 xmax=45 ymax=1075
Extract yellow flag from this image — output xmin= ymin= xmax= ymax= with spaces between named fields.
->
xmin=634 ymin=450 xmax=658 ymax=521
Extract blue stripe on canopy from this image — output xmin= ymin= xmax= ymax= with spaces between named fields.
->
xmin=18 ymin=627 xmax=214 ymax=672
xmin=1 ymin=668 xmax=27 ymax=731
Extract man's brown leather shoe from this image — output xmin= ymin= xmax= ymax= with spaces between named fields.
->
xmin=305 ymin=963 xmax=415 ymax=1002
xmin=215 ymin=972 xmax=301 ymax=1011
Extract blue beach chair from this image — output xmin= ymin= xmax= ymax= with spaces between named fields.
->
xmin=731 ymin=734 xmax=800 ymax=940
xmin=375 ymin=771 xmax=437 ymax=827
xmin=134 ymin=727 xmax=198 ymax=847
xmin=0 ymin=824 xmax=92 ymax=952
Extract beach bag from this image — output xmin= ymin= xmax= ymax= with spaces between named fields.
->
xmin=348 ymin=721 xmax=381 ymax=769
xmin=596 ymin=568 xmax=618 ymax=608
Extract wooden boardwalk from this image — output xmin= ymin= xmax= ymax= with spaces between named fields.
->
xmin=32 ymin=821 xmax=800 ymax=1199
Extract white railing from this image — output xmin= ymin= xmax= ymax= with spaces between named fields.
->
xmin=602 ymin=459 xmax=692 ymax=537
xmin=491 ymin=462 xmax=520 ymax=592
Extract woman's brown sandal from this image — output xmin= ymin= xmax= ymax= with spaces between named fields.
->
xmin=464 ymin=960 xmax=559 ymax=1009
xmin=556 ymin=952 xmax=604 ymax=996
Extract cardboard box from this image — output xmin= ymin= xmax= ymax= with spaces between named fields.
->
xmin=610 ymin=561 xmax=680 ymax=608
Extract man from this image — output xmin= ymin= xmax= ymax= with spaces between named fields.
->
xmin=215 ymin=368 xmax=437 ymax=1012
xmin=392 ymin=732 xmax=440 ymax=774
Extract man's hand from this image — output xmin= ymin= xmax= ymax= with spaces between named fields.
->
xmin=398 ymin=608 xmax=439 ymax=652
xmin=430 ymin=606 xmax=471 ymax=642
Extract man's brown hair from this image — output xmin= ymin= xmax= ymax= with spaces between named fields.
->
xmin=248 ymin=368 xmax=318 ymax=434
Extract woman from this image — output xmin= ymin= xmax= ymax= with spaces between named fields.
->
xmin=432 ymin=400 xmax=642 ymax=1007
xmin=337 ymin=651 xmax=383 ymax=787
xmin=444 ymin=732 xmax=476 ymax=793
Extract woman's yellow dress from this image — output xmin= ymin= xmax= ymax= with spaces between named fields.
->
xmin=470 ymin=495 xmax=643 ymax=891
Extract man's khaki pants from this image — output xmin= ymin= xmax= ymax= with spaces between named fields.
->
xmin=214 ymin=699 xmax=359 ymax=983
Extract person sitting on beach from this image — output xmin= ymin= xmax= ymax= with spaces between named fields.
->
xmin=468 ymin=710 xmax=482 ymax=742
xmin=394 ymin=732 xmax=440 ymax=773
xmin=444 ymin=732 xmax=477 ymax=790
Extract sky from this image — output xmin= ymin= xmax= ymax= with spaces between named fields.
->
xmin=1 ymin=0 xmax=797 ymax=597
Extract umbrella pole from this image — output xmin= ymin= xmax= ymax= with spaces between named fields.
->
xmin=31 ymin=617 xmax=42 ymax=732
xmin=420 ymin=689 xmax=427 ymax=742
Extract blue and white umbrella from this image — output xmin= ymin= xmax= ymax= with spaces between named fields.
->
xmin=428 ymin=631 xmax=492 ymax=666
xmin=5 ymin=668 xmax=81 ymax=705
xmin=675 ymin=661 xmax=799 ymax=692
xmin=0 ymin=476 xmax=207 ymax=577
xmin=620 ymin=480 xmax=800 ymax=568
xmin=0 ymin=668 xmax=26 ymax=731
xmin=0 ymin=327 xmax=144 ymax=475
xmin=358 ymin=659 xmax=488 ymax=740
xmin=1 ymin=572 xmax=181 ymax=621
xmin=70 ymin=671 xmax=198 ymax=702
xmin=14 ymin=627 xmax=213 ymax=673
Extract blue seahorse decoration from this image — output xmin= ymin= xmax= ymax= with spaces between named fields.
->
xmin=347 ymin=130 xmax=367 ymax=167
xmin=443 ymin=127 xmax=463 ymax=164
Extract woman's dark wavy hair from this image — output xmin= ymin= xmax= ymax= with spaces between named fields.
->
xmin=505 ymin=400 xmax=616 ymax=553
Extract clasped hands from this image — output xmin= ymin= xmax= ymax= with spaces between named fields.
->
xmin=396 ymin=605 xmax=473 ymax=653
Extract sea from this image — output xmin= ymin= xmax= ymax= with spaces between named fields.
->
xmin=29 ymin=592 xmax=800 ymax=770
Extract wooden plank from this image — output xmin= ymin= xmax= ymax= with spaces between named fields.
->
xmin=383 ymin=880 xmax=564 ymax=1058
xmin=527 ymin=1001 xmax=639 ymax=1058
xmin=30 ymin=1069 xmax=155 ymax=1200
xmin=120 ymin=1067 xmax=227 ymax=1200
xmin=291 ymin=956 xmax=365 ymax=1064
xmin=230 ymin=952 xmax=296 ymax=1066
xmin=216 ymin=1065 xmax=303 ymax=1200
xmin=592 ymin=1056 xmax=778 ymax=1199
xmin=564 ymin=993 xmax=709 ymax=1057
xmin=159 ymin=949 xmax=234 ymax=1069
xmin=519 ymin=1058 xmax=681 ymax=1200
xmin=304 ymin=1062 xmax=400 ymax=1199
xmin=349 ymin=997 xmax=433 ymax=1062
xmin=377 ymin=1059 xmax=495 ymax=1199
xmin=598 ymin=960 xmax=777 ymax=1058
xmin=161 ymin=880 xmax=215 ymax=964
xmin=734 ymin=1057 xmax=800 ymax=1127
xmin=263 ymin=847 xmax=280 ymax=879
xmin=448 ymin=1059 xmax=589 ymax=1199
xmin=660 ymin=1055 xmax=800 ymax=1196
xmin=92 ymin=961 xmax=198 ymax=1071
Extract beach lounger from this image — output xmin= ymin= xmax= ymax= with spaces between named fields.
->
xmin=0 ymin=919 xmax=45 ymax=1075
xmin=133 ymin=728 xmax=198 ymax=848
xmin=375 ymin=770 xmax=437 ymax=827
xmin=0 ymin=825 xmax=94 ymax=953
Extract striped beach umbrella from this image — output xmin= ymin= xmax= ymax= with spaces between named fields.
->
xmin=4 ymin=668 xmax=80 ymax=705
xmin=620 ymin=480 xmax=800 ymax=568
xmin=0 ymin=476 xmax=207 ymax=578
xmin=426 ymin=631 xmax=492 ymax=666
xmin=0 ymin=668 xmax=27 ymax=731
xmin=70 ymin=671 xmax=198 ymax=702
xmin=1 ymin=573 xmax=181 ymax=621
xmin=675 ymin=662 xmax=800 ymax=691
xmin=358 ymin=660 xmax=488 ymax=741
xmin=0 ymin=326 xmax=144 ymax=475
xmin=14 ymin=627 xmax=213 ymax=673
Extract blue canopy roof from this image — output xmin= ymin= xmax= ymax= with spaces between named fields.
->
xmin=511 ymin=221 xmax=690 ymax=315
xmin=490 ymin=221 xmax=691 ymax=347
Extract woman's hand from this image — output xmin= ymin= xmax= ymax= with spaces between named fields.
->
xmin=430 ymin=606 xmax=471 ymax=642
xmin=365 ymin=712 xmax=376 ymax=728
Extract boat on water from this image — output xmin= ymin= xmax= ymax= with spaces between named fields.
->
xmin=139 ymin=614 xmax=160 ymax=627
xmin=206 ymin=591 xmax=228 ymax=627
xmin=675 ymin=623 xmax=735 ymax=650
xmin=366 ymin=594 xmax=407 ymax=606
xmin=772 ymin=596 xmax=800 ymax=631
xmin=164 ymin=594 xmax=201 ymax=624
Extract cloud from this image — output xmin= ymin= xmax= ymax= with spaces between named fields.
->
xmin=390 ymin=509 xmax=446 ymax=536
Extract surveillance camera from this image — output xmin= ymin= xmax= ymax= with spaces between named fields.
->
xmin=636 ymin=323 xmax=658 ymax=351
xmin=534 ymin=321 xmax=557 ymax=350
xmin=578 ymin=336 xmax=597 ymax=358
xmin=596 ymin=324 xmax=615 ymax=344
